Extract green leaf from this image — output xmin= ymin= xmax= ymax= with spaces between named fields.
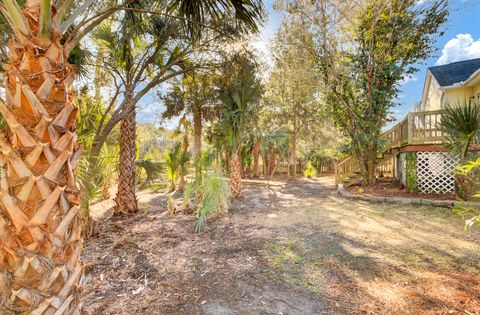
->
xmin=1 ymin=0 xmax=29 ymax=35
xmin=39 ymin=0 xmax=52 ymax=39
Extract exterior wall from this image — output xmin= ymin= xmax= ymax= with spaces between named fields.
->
xmin=422 ymin=74 xmax=443 ymax=111
xmin=443 ymin=87 xmax=474 ymax=107
xmin=421 ymin=73 xmax=480 ymax=111
xmin=473 ymin=80 xmax=480 ymax=104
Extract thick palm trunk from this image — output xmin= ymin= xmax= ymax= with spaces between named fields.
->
xmin=230 ymin=153 xmax=243 ymax=198
xmin=114 ymin=108 xmax=138 ymax=214
xmin=268 ymin=147 xmax=276 ymax=177
xmin=0 ymin=28 xmax=83 ymax=313
xmin=262 ymin=154 xmax=269 ymax=177
xmin=193 ymin=105 xmax=202 ymax=175
xmin=252 ymin=140 xmax=260 ymax=178
xmin=238 ymin=147 xmax=245 ymax=179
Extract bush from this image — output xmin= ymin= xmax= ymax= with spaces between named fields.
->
xmin=441 ymin=101 xmax=480 ymax=158
xmin=452 ymin=158 xmax=480 ymax=230
xmin=184 ymin=173 xmax=231 ymax=233
xmin=405 ymin=153 xmax=417 ymax=192
xmin=304 ymin=161 xmax=317 ymax=178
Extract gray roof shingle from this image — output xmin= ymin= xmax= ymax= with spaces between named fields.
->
xmin=429 ymin=58 xmax=480 ymax=87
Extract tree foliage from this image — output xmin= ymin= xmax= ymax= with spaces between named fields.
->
xmin=319 ymin=0 xmax=447 ymax=183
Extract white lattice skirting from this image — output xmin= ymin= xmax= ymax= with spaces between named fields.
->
xmin=416 ymin=152 xmax=460 ymax=194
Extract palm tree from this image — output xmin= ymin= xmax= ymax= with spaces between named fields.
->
xmin=163 ymin=72 xmax=218 ymax=176
xmin=0 ymin=0 xmax=115 ymax=312
xmin=177 ymin=116 xmax=191 ymax=191
xmin=441 ymin=101 xmax=480 ymax=159
xmin=0 ymin=0 xmax=263 ymax=312
xmin=260 ymin=128 xmax=289 ymax=177
xmin=164 ymin=141 xmax=189 ymax=192
xmin=92 ymin=1 xmax=148 ymax=215
xmin=219 ymin=63 xmax=260 ymax=197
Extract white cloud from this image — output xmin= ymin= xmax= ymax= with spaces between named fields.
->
xmin=436 ymin=33 xmax=480 ymax=65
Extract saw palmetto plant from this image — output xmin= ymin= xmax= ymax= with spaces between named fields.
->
xmin=441 ymin=101 xmax=480 ymax=159
xmin=164 ymin=141 xmax=185 ymax=192
xmin=183 ymin=172 xmax=230 ymax=233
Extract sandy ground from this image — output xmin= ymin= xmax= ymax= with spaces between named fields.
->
xmin=81 ymin=176 xmax=480 ymax=314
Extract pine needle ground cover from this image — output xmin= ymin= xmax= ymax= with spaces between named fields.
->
xmin=81 ymin=176 xmax=480 ymax=314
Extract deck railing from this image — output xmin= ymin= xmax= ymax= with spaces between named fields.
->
xmin=336 ymin=109 xmax=449 ymax=182
xmin=335 ymin=156 xmax=359 ymax=183
xmin=382 ymin=109 xmax=447 ymax=150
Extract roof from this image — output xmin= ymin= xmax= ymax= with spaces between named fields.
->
xmin=428 ymin=58 xmax=480 ymax=87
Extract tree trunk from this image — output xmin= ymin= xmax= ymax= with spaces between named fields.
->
xmin=178 ymin=133 xmax=189 ymax=191
xmin=230 ymin=150 xmax=243 ymax=198
xmin=263 ymin=154 xmax=269 ymax=178
xmin=252 ymin=140 xmax=260 ymax=178
xmin=114 ymin=108 xmax=138 ymax=214
xmin=287 ymin=145 xmax=292 ymax=178
xmin=292 ymin=133 xmax=297 ymax=178
xmin=0 ymin=30 xmax=83 ymax=313
xmin=193 ymin=104 xmax=202 ymax=176
xmin=268 ymin=147 xmax=276 ymax=177
xmin=246 ymin=164 xmax=252 ymax=178
xmin=238 ymin=147 xmax=245 ymax=179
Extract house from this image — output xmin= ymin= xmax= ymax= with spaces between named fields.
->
xmin=421 ymin=58 xmax=480 ymax=111
xmin=337 ymin=58 xmax=480 ymax=195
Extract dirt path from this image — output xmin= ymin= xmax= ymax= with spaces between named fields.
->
xmin=82 ymin=176 xmax=480 ymax=314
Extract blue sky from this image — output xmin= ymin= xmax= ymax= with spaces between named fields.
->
xmin=138 ymin=0 xmax=480 ymax=125
xmin=397 ymin=0 xmax=480 ymax=120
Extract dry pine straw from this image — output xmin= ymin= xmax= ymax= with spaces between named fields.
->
xmin=81 ymin=177 xmax=480 ymax=314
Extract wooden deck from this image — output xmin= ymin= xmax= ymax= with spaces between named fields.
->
xmin=382 ymin=109 xmax=446 ymax=150
xmin=336 ymin=109 xmax=449 ymax=183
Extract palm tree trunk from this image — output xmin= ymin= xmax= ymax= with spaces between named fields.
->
xmin=230 ymin=151 xmax=243 ymax=198
xmin=0 ymin=30 xmax=83 ymax=313
xmin=253 ymin=140 xmax=260 ymax=178
xmin=178 ymin=133 xmax=189 ymax=191
xmin=268 ymin=147 xmax=276 ymax=177
xmin=238 ymin=147 xmax=245 ymax=179
xmin=263 ymin=154 xmax=269 ymax=177
xmin=193 ymin=104 xmax=202 ymax=175
xmin=114 ymin=108 xmax=138 ymax=214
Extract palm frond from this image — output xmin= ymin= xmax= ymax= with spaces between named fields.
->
xmin=166 ymin=0 xmax=264 ymax=40
xmin=441 ymin=101 xmax=480 ymax=158
xmin=184 ymin=172 xmax=230 ymax=233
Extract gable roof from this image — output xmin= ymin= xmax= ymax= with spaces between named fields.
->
xmin=428 ymin=58 xmax=480 ymax=87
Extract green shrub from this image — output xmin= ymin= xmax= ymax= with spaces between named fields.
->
xmin=185 ymin=173 xmax=231 ymax=233
xmin=304 ymin=161 xmax=317 ymax=178
xmin=405 ymin=153 xmax=417 ymax=192
xmin=441 ymin=101 xmax=480 ymax=159
xmin=453 ymin=158 xmax=480 ymax=230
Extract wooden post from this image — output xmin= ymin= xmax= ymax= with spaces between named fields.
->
xmin=407 ymin=112 xmax=413 ymax=145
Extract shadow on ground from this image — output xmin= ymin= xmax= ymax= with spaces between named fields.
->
xmin=82 ymin=176 xmax=480 ymax=314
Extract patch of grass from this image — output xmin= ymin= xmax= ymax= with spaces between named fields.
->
xmin=265 ymin=242 xmax=304 ymax=265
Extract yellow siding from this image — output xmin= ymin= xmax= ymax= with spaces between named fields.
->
xmin=473 ymin=81 xmax=480 ymax=104
xmin=423 ymin=76 xmax=443 ymax=111
xmin=443 ymin=87 xmax=473 ymax=107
